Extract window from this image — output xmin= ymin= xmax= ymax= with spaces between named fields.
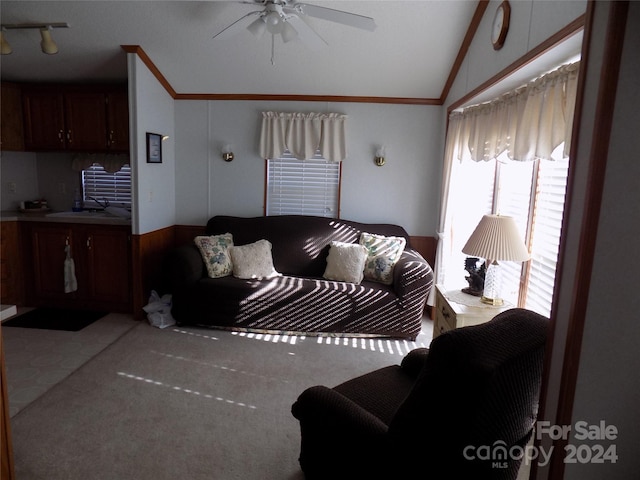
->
xmin=448 ymin=149 xmax=569 ymax=317
xmin=266 ymin=153 xmax=341 ymax=217
xmin=82 ymin=164 xmax=132 ymax=206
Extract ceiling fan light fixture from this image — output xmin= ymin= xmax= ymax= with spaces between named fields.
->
xmin=40 ymin=26 xmax=58 ymax=55
xmin=247 ymin=17 xmax=266 ymax=38
xmin=265 ymin=11 xmax=284 ymax=35
xmin=281 ymin=20 xmax=298 ymax=43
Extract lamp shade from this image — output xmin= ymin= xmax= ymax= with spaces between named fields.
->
xmin=462 ymin=214 xmax=530 ymax=262
xmin=247 ymin=17 xmax=266 ymax=38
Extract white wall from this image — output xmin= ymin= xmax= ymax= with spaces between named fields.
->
xmin=128 ymin=54 xmax=176 ymax=235
xmin=174 ymin=100 xmax=442 ymax=236
xmin=0 ymin=151 xmax=39 ymax=211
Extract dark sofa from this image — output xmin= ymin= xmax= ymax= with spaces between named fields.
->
xmin=163 ymin=215 xmax=434 ymax=339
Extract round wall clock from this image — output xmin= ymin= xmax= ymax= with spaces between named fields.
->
xmin=491 ymin=0 xmax=511 ymax=50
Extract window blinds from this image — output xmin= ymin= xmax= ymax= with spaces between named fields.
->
xmin=82 ymin=164 xmax=132 ymax=206
xmin=266 ymin=156 xmax=340 ymax=217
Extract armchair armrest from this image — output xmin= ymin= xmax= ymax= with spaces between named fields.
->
xmin=292 ymin=385 xmax=388 ymax=436
xmin=162 ymin=244 xmax=206 ymax=293
xmin=292 ymin=385 xmax=389 ymax=477
xmin=400 ymin=348 xmax=430 ymax=378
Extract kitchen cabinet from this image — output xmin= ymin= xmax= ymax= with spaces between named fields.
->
xmin=21 ymin=85 xmax=128 ymax=153
xmin=0 ymin=83 xmax=25 ymax=151
xmin=25 ymin=222 xmax=132 ymax=312
xmin=106 ymin=91 xmax=130 ymax=152
xmin=0 ymin=222 xmax=23 ymax=305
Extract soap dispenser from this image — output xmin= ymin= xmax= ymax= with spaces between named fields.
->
xmin=72 ymin=188 xmax=83 ymax=212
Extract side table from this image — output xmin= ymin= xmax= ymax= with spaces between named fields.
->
xmin=433 ymin=284 xmax=513 ymax=339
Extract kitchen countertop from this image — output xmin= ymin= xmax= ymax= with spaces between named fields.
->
xmin=1 ymin=210 xmax=132 ymax=226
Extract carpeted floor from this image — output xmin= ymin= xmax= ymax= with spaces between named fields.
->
xmin=3 ymin=312 xmax=137 ymax=416
xmin=7 ymin=318 xmax=433 ymax=480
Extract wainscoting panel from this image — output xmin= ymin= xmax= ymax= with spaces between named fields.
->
xmin=409 ymin=236 xmax=437 ymax=271
xmin=131 ymin=226 xmax=175 ymax=319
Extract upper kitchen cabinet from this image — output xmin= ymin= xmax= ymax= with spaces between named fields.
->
xmin=105 ymin=91 xmax=130 ymax=152
xmin=0 ymin=83 xmax=25 ymax=151
xmin=21 ymin=84 xmax=129 ymax=153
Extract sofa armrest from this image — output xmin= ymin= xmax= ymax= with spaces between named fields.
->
xmin=392 ymin=249 xmax=434 ymax=303
xmin=163 ymin=244 xmax=206 ymax=293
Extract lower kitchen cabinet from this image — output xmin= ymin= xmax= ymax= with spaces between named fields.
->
xmin=0 ymin=222 xmax=22 ymax=305
xmin=25 ymin=222 xmax=132 ymax=312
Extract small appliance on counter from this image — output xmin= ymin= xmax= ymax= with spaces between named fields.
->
xmin=19 ymin=199 xmax=50 ymax=213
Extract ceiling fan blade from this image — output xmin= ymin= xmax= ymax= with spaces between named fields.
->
xmin=286 ymin=15 xmax=327 ymax=50
xmin=212 ymin=11 xmax=263 ymax=41
xmin=294 ymin=3 xmax=376 ymax=32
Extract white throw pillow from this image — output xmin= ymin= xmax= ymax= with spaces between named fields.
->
xmin=229 ymin=239 xmax=279 ymax=280
xmin=359 ymin=232 xmax=406 ymax=285
xmin=322 ymin=241 xmax=368 ymax=284
xmin=194 ymin=233 xmax=234 ymax=278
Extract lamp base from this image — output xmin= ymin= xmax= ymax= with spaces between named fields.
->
xmin=481 ymin=295 xmax=504 ymax=306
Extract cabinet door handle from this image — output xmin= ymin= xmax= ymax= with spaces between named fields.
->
xmin=67 ymin=130 xmax=72 ymax=143
xmin=441 ymin=307 xmax=450 ymax=319
xmin=58 ymin=130 xmax=65 ymax=143
xmin=86 ymin=236 xmax=91 ymax=249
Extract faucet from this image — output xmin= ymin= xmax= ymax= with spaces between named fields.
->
xmin=88 ymin=196 xmax=110 ymax=209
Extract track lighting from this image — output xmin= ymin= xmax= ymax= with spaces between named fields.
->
xmin=0 ymin=22 xmax=69 ymax=55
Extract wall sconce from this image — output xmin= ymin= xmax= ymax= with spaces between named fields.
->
xmin=222 ymin=144 xmax=234 ymax=162
xmin=0 ymin=22 xmax=69 ymax=55
xmin=374 ymin=146 xmax=386 ymax=166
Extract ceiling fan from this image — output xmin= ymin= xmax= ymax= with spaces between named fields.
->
xmin=212 ymin=0 xmax=376 ymax=58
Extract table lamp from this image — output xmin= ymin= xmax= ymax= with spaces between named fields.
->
xmin=462 ymin=214 xmax=530 ymax=305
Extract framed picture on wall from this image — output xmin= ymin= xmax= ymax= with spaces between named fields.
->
xmin=146 ymin=132 xmax=162 ymax=163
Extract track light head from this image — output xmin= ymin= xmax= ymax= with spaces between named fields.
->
xmin=0 ymin=30 xmax=11 ymax=55
xmin=40 ymin=26 xmax=58 ymax=55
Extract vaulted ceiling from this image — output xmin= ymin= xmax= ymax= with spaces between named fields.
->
xmin=0 ymin=1 xmax=480 ymax=101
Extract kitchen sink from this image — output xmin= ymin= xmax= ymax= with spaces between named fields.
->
xmin=46 ymin=206 xmax=131 ymax=220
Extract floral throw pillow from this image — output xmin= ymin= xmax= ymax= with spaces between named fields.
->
xmin=359 ymin=232 xmax=406 ymax=285
xmin=194 ymin=233 xmax=234 ymax=278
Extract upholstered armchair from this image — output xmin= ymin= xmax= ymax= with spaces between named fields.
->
xmin=291 ymin=308 xmax=549 ymax=479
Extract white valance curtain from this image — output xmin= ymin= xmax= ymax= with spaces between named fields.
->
xmin=259 ymin=112 xmax=347 ymax=162
xmin=431 ymin=61 xmax=580 ymax=302
xmin=451 ymin=61 xmax=580 ymax=163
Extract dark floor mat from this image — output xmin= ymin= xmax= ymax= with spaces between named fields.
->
xmin=2 ymin=308 xmax=108 ymax=332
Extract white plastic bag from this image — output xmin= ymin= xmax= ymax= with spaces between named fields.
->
xmin=143 ymin=290 xmax=175 ymax=329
